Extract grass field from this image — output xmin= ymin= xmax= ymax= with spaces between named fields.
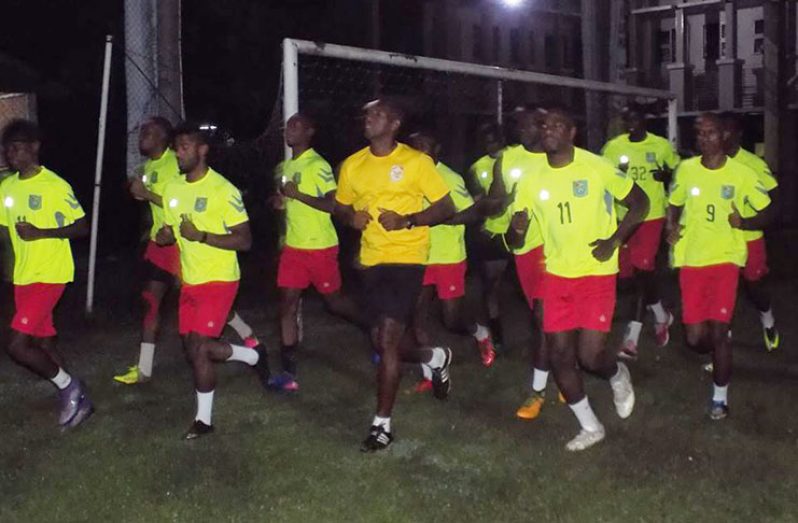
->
xmin=0 ymin=239 xmax=797 ymax=522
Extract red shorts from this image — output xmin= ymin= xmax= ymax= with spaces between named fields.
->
xmin=543 ymin=274 xmax=616 ymax=333
xmin=679 ymin=264 xmax=739 ymax=324
xmin=277 ymin=246 xmax=341 ymax=295
xmin=742 ymin=238 xmax=769 ymax=282
xmin=144 ymin=241 xmax=181 ymax=277
xmin=514 ymin=246 xmax=546 ymax=307
xmin=618 ymin=218 xmax=665 ymax=278
xmin=178 ymin=281 xmax=239 ymax=337
xmin=12 ymin=283 xmax=66 ymax=337
xmin=423 ymin=261 xmax=467 ymax=300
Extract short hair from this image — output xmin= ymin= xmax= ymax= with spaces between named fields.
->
xmin=477 ymin=121 xmax=503 ymax=139
xmin=2 ymin=119 xmax=41 ymax=145
xmin=146 ymin=116 xmax=174 ymax=141
xmin=172 ymin=121 xmax=210 ymax=146
xmin=363 ymin=97 xmax=406 ymax=125
xmin=718 ymin=111 xmax=742 ymax=133
xmin=543 ymin=105 xmax=577 ymax=128
xmin=292 ymin=112 xmax=318 ymax=131
xmin=696 ymin=112 xmax=723 ymax=128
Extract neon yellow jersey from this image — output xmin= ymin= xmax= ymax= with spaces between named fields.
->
xmin=281 ymin=148 xmax=338 ymax=250
xmin=514 ymin=148 xmax=633 ymax=278
xmin=427 ymin=162 xmax=473 ymax=265
xmin=162 ymin=168 xmax=248 ymax=285
xmin=601 ymin=132 xmax=679 ymax=222
xmin=730 ymin=148 xmax=778 ymax=241
xmin=668 ymin=156 xmax=771 ymax=268
xmin=142 ymin=149 xmax=181 ymax=241
xmin=469 ymin=154 xmax=507 ymax=235
xmin=336 ymin=143 xmax=450 ymax=267
xmin=501 ymin=145 xmax=546 ymax=254
xmin=0 ymin=167 xmax=85 ymax=285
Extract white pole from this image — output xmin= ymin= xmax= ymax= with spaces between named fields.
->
xmin=496 ymin=80 xmax=503 ymax=126
xmin=86 ymin=35 xmax=113 ymax=315
xmin=667 ymin=97 xmax=678 ymax=152
xmin=282 ymin=38 xmax=299 ymax=161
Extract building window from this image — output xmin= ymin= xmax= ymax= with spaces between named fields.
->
xmin=545 ymin=34 xmax=557 ymax=69
xmin=561 ymin=35 xmax=571 ymax=69
xmin=473 ymin=24 xmax=484 ymax=62
xmin=493 ymin=26 xmax=501 ymax=62
xmin=528 ymin=31 xmax=536 ymax=65
xmin=704 ymin=22 xmax=719 ymax=60
xmin=510 ymin=28 xmax=521 ymax=64
xmin=656 ymin=29 xmax=674 ymax=64
xmin=754 ymin=19 xmax=764 ymax=55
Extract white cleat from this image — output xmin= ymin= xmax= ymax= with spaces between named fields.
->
xmin=610 ymin=362 xmax=635 ymax=419
xmin=565 ymin=425 xmax=606 ymax=451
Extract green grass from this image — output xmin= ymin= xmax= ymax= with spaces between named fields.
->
xmin=0 ymin=259 xmax=796 ymax=522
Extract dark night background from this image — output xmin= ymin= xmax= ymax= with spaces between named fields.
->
xmin=0 ymin=0 xmax=425 ymax=255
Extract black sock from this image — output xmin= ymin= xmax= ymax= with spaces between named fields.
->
xmin=280 ymin=344 xmax=298 ymax=376
xmin=489 ymin=317 xmax=503 ymax=345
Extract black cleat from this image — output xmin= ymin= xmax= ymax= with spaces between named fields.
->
xmin=183 ymin=420 xmax=214 ymax=440
xmin=431 ymin=347 xmax=452 ymax=400
xmin=360 ymin=425 xmax=393 ymax=452
xmin=253 ymin=344 xmax=271 ymax=389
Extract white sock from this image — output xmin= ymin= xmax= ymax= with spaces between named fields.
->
xmin=625 ymin=321 xmax=643 ymax=345
xmin=713 ymin=383 xmax=728 ymax=405
xmin=531 ymin=368 xmax=549 ymax=393
xmin=648 ymin=301 xmax=668 ymax=323
xmin=51 ymin=368 xmax=72 ymax=390
xmin=227 ymin=311 xmax=253 ymax=340
xmin=471 ymin=324 xmax=490 ymax=342
xmin=760 ymin=309 xmax=775 ymax=329
xmin=138 ymin=342 xmax=155 ymax=377
xmin=568 ymin=396 xmax=602 ymax=432
xmin=425 ymin=347 xmax=446 ymax=370
xmin=226 ymin=344 xmax=259 ymax=366
xmin=195 ymin=390 xmax=214 ymax=425
xmin=372 ymin=415 xmax=391 ymax=432
xmin=421 ymin=364 xmax=432 ymax=380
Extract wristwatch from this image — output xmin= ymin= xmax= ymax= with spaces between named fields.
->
xmin=405 ymin=214 xmax=418 ymax=229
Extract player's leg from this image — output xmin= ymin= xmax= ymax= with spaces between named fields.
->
xmin=517 ymin=300 xmax=554 ymax=420
xmin=270 ymin=286 xmax=303 ymax=392
xmin=121 ymin=278 xmax=170 ymax=384
xmin=708 ymin=320 xmax=732 ymax=420
xmin=578 ymin=329 xmax=635 ymax=421
xmin=482 ymin=259 xmax=507 ymax=348
xmin=741 ymin=238 xmax=778 ymax=351
xmin=226 ymin=310 xmax=261 ymax=347
xmin=9 ymin=283 xmax=92 ymax=427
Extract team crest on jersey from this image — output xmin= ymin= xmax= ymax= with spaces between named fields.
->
xmin=646 ymin=152 xmax=656 ymax=163
xmin=389 ymin=165 xmax=404 ymax=182
xmin=28 ymin=194 xmax=42 ymax=210
xmin=721 ymin=185 xmax=735 ymax=200
xmin=194 ymin=197 xmax=208 ymax=212
xmin=573 ymin=180 xmax=588 ymax=197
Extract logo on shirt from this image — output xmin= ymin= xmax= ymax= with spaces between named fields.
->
xmin=573 ymin=180 xmax=589 ymax=198
xmin=389 ymin=165 xmax=404 ymax=182
xmin=149 ymin=171 xmax=159 ymax=184
xmin=65 ymin=193 xmax=81 ymax=209
xmin=646 ymin=152 xmax=656 ymax=163
xmin=28 ymin=194 xmax=42 ymax=210
xmin=721 ymin=185 xmax=735 ymax=200
xmin=229 ymin=195 xmax=245 ymax=213
xmin=194 ymin=197 xmax=208 ymax=212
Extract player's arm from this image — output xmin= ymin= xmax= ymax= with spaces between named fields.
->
xmin=482 ymin=156 xmax=507 ymax=216
xmin=283 ymin=184 xmax=336 ymax=214
xmin=179 ymin=214 xmax=252 ymax=251
xmin=666 ymin=204 xmax=684 ymax=245
xmin=504 ymin=208 xmax=529 ymax=249
xmin=378 ymin=194 xmax=456 ymax=231
xmin=444 ymin=198 xmax=489 ymax=226
xmin=15 ymin=216 xmax=89 ymax=241
xmin=590 ymin=184 xmax=649 ymax=261
xmin=466 ymin=164 xmax=485 ymax=200
xmin=729 ymin=182 xmax=776 ymax=231
xmin=129 ymin=178 xmax=163 ymax=207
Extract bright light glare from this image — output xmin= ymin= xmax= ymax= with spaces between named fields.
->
xmin=502 ymin=0 xmax=524 ymax=7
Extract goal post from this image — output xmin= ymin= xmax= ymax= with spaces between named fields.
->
xmin=276 ymin=37 xmax=677 ymax=167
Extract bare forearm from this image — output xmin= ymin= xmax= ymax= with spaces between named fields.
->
xmin=740 ymin=205 xmax=775 ymax=230
xmin=333 ymin=202 xmax=355 ymax=228
xmin=505 ymin=226 xmax=526 ymax=249
xmin=40 ymin=218 xmax=89 ymax=239
xmin=612 ymin=188 xmax=649 ymax=244
xmin=445 ymin=201 xmax=485 ymax=226
xmin=409 ymin=196 xmax=455 ymax=227
xmin=203 ymin=231 xmax=251 ymax=251
xmin=292 ymin=192 xmax=335 ymax=214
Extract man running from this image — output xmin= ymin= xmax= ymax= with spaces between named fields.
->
xmin=0 ymin=119 xmax=94 ymax=428
xmin=601 ymin=107 xmax=679 ymax=357
xmin=272 ymin=112 xmax=363 ymax=391
xmin=667 ymin=113 xmax=772 ymax=420
xmin=507 ymin=108 xmax=646 ymax=451
xmin=158 ymin=122 xmax=270 ymax=439
xmin=335 ymin=99 xmax=455 ymax=452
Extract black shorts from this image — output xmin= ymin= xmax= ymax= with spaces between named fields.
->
xmin=142 ymin=259 xmax=177 ymax=286
xmin=470 ymin=229 xmax=511 ymax=263
xmin=360 ymin=264 xmax=424 ymax=325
